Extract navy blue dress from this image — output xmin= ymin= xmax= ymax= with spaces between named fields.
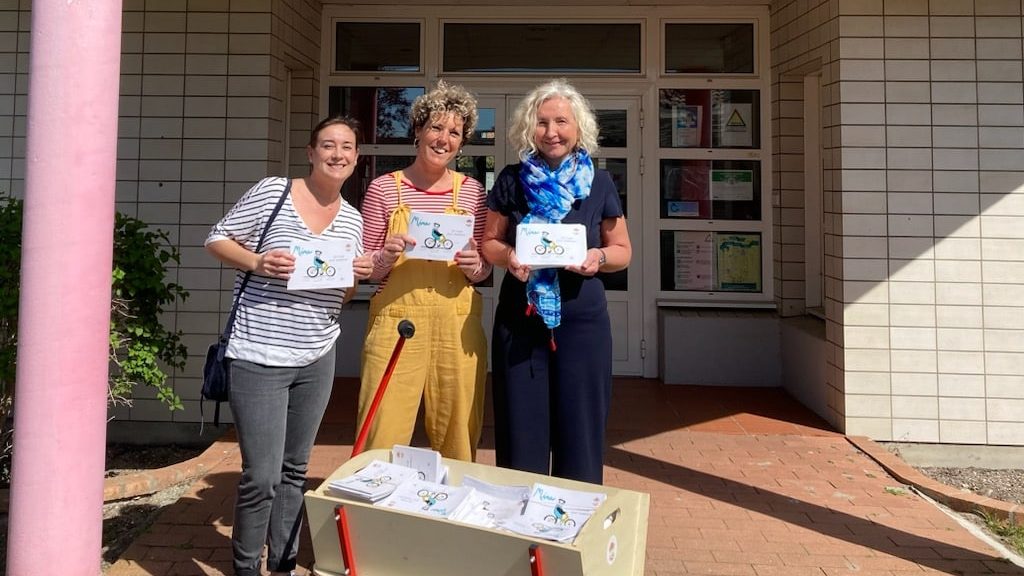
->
xmin=487 ymin=163 xmax=623 ymax=484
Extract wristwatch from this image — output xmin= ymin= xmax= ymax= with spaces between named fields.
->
xmin=597 ymin=248 xmax=607 ymax=267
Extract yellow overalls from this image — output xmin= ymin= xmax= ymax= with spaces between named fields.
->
xmin=356 ymin=170 xmax=487 ymax=461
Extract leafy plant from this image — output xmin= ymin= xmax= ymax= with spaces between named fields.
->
xmin=108 ymin=212 xmax=188 ymax=410
xmin=0 ymin=196 xmax=189 ymax=483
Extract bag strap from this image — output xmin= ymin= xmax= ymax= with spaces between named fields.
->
xmin=217 ymin=179 xmax=292 ymax=356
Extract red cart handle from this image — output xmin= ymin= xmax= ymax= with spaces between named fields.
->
xmin=351 ymin=319 xmax=415 ymax=457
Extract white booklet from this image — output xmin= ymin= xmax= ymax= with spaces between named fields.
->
xmin=515 ymin=223 xmax=587 ymax=269
xmin=391 ymin=445 xmax=445 ymax=483
xmin=287 ymin=238 xmax=356 ymax=290
xmin=326 ymin=460 xmax=419 ymax=503
xmin=449 ymin=475 xmax=530 ymax=529
xmin=376 ymin=479 xmax=473 ymax=519
xmin=404 ymin=211 xmax=474 ymax=262
xmin=504 ymin=482 xmax=607 ymax=543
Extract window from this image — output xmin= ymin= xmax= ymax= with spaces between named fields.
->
xmin=328 ymin=86 xmax=425 ymax=145
xmin=659 ymin=89 xmax=759 ymax=149
xmin=443 ymin=23 xmax=642 ymax=73
xmin=664 ymin=23 xmax=754 ymax=74
xmin=335 ymin=22 xmax=421 ymax=72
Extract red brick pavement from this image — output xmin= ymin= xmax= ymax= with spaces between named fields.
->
xmin=105 ymin=379 xmax=1024 ymax=575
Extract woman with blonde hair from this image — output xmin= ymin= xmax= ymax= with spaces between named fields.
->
xmin=482 ymin=79 xmax=631 ymax=483
xmin=356 ymin=80 xmax=490 ymax=461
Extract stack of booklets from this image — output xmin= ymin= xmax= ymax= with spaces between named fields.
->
xmin=446 ymin=475 xmax=530 ymax=529
xmin=503 ymin=482 xmax=607 ymax=543
xmin=391 ymin=444 xmax=448 ymax=483
xmin=377 ymin=478 xmax=473 ymax=519
xmin=325 ymin=447 xmax=608 ymax=543
xmin=325 ymin=459 xmax=419 ymax=503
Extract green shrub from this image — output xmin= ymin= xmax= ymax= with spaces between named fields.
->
xmin=0 ymin=196 xmax=189 ymax=483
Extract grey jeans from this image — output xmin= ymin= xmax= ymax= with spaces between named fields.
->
xmin=228 ymin=347 xmax=335 ymax=576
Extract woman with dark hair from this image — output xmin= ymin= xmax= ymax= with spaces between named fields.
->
xmin=205 ymin=116 xmax=373 ymax=576
xmin=482 ymin=79 xmax=632 ymax=484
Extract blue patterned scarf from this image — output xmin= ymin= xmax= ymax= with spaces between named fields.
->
xmin=520 ymin=149 xmax=595 ymax=330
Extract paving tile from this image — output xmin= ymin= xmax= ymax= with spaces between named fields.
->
xmin=105 ymin=379 xmax=1020 ymax=576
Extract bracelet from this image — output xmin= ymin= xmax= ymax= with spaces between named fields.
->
xmin=597 ymin=248 xmax=607 ymax=267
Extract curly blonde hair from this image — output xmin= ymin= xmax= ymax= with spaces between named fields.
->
xmin=410 ymin=80 xmax=478 ymax=145
xmin=508 ymin=78 xmax=599 ymax=160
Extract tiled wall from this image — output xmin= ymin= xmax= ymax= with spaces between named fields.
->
xmin=771 ymin=0 xmax=844 ymax=428
xmin=0 ymin=0 xmax=321 ymax=424
xmin=774 ymin=0 xmax=1024 ymax=445
xmin=0 ymin=0 xmax=28 ymax=199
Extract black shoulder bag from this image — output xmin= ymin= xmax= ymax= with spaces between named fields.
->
xmin=202 ymin=182 xmax=290 ymax=427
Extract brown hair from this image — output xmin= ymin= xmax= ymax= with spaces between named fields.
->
xmin=308 ymin=115 xmax=362 ymax=148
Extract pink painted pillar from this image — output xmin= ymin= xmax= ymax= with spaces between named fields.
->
xmin=6 ymin=2 xmax=123 ymax=574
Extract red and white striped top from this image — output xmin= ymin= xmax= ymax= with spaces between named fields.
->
xmin=361 ymin=171 xmax=491 ymax=283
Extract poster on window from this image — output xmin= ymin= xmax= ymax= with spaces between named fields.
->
xmin=673 ymin=231 xmax=714 ymax=291
xmin=710 ymin=169 xmax=754 ymax=201
xmin=715 ymin=233 xmax=761 ymax=291
xmin=716 ymin=103 xmax=753 ymax=148
xmin=671 ymin=105 xmax=702 ymax=147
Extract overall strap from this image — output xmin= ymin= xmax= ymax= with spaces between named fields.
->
xmin=445 ymin=171 xmax=469 ymax=216
xmin=388 ymin=170 xmax=412 ymax=236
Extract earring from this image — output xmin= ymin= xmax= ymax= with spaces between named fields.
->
xmin=413 ymin=137 xmax=420 ymax=148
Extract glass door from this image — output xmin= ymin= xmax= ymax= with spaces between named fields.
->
xmin=458 ymin=95 xmax=508 ymax=369
xmin=500 ymin=94 xmax=644 ymax=375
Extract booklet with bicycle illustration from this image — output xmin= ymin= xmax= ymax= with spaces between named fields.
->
xmin=286 ymin=238 xmax=356 ymax=290
xmin=404 ymin=211 xmax=474 ymax=262
xmin=326 ymin=460 xmax=419 ymax=503
xmin=376 ymin=479 xmax=473 ymax=519
xmin=391 ymin=444 xmax=447 ymax=483
xmin=514 ymin=223 xmax=587 ymax=269
xmin=503 ymin=482 xmax=607 ymax=543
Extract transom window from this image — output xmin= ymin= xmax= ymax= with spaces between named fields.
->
xmin=442 ymin=22 xmax=642 ymax=74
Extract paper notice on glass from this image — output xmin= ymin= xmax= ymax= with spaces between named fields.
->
xmin=286 ymin=238 xmax=356 ymax=290
xmin=674 ymin=231 xmax=714 ymax=291
xmin=515 ymin=223 xmax=587 ymax=269
xmin=711 ymin=169 xmax=754 ymax=201
xmin=718 ymin=103 xmax=753 ymax=147
xmin=716 ymin=233 xmax=762 ymax=292
xmin=404 ymin=211 xmax=474 ymax=261
xmin=671 ymin=104 xmax=702 ymax=147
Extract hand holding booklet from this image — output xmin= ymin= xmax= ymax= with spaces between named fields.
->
xmin=515 ymin=223 xmax=587 ymax=269
xmin=404 ymin=211 xmax=474 ymax=262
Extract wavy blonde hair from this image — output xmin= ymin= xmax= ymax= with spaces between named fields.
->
xmin=508 ymin=78 xmax=600 ymax=160
xmin=410 ymin=79 xmax=478 ymax=145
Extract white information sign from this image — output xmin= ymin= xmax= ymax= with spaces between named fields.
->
xmin=404 ymin=211 xmax=474 ymax=261
xmin=287 ymin=238 xmax=356 ymax=290
xmin=717 ymin=103 xmax=753 ymax=147
xmin=710 ymin=169 xmax=754 ymax=201
xmin=515 ymin=223 xmax=587 ymax=269
xmin=674 ymin=231 xmax=714 ymax=291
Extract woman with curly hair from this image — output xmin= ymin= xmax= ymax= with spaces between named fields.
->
xmin=355 ymin=80 xmax=490 ymax=461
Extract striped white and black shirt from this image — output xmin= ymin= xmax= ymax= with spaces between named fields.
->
xmin=206 ymin=176 xmax=364 ymax=367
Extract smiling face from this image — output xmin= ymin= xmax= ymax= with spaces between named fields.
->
xmin=414 ymin=112 xmax=465 ymax=171
xmin=307 ymin=123 xmax=359 ymax=184
xmin=533 ymin=96 xmax=579 ymax=168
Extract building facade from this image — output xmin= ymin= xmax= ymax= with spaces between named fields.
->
xmin=2 ymin=0 xmax=1022 ymax=445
